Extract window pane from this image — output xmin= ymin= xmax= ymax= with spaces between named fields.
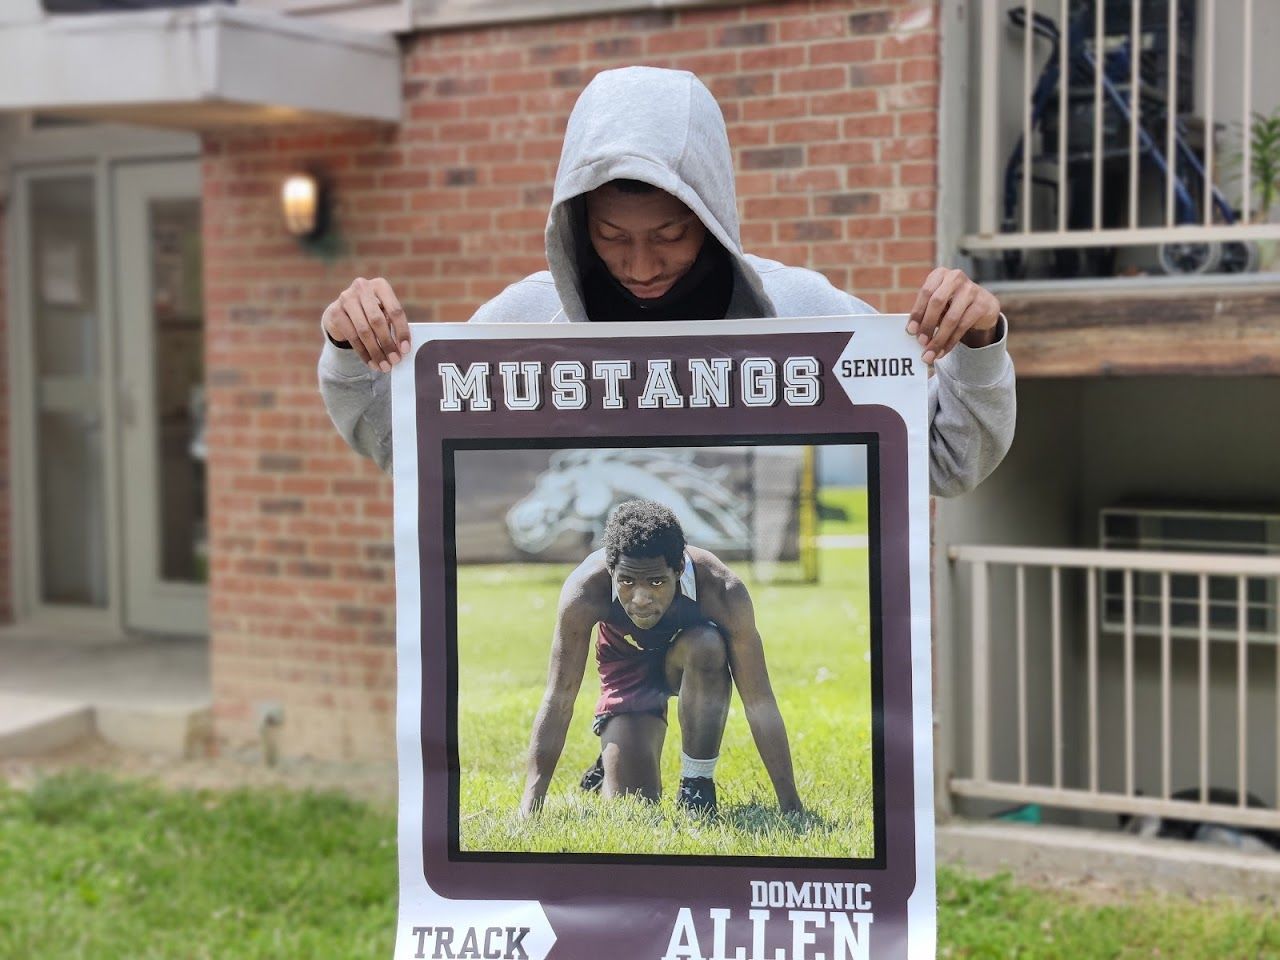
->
xmin=148 ymin=198 xmax=207 ymax=584
xmin=30 ymin=175 xmax=108 ymax=607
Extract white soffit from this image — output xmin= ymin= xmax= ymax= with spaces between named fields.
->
xmin=412 ymin=0 xmax=740 ymax=30
xmin=0 ymin=6 xmax=401 ymax=128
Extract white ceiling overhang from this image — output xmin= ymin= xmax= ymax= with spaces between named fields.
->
xmin=0 ymin=6 xmax=401 ymax=129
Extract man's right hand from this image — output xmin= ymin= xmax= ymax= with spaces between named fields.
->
xmin=321 ymin=276 xmax=412 ymax=373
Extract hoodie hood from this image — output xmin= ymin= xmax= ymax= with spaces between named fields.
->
xmin=546 ymin=66 xmax=776 ymax=323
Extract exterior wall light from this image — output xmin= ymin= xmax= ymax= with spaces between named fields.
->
xmin=281 ymin=172 xmax=326 ymax=239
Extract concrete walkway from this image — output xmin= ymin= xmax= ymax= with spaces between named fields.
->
xmin=939 ymin=819 xmax=1280 ymax=905
xmin=0 ymin=627 xmax=211 ymax=759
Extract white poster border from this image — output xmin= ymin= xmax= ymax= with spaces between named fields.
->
xmin=390 ymin=315 xmax=935 ymax=960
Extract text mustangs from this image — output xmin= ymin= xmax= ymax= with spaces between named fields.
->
xmin=437 ymin=357 xmax=823 ymax=413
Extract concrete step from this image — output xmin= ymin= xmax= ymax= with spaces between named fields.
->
xmin=0 ymin=693 xmax=213 ymax=760
xmin=97 ymin=701 xmax=213 ymax=759
xmin=0 ymin=694 xmax=94 ymax=758
xmin=939 ymin=820 xmax=1280 ymax=904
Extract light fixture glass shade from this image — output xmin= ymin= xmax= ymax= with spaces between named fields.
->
xmin=282 ymin=174 xmax=319 ymax=236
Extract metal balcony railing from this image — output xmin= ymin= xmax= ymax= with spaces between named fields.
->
xmin=964 ymin=0 xmax=1280 ymax=276
xmin=948 ymin=544 xmax=1280 ymax=835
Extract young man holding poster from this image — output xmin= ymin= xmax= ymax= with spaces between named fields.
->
xmin=317 ymin=66 xmax=1015 ymax=498
xmin=521 ymin=498 xmax=801 ymax=819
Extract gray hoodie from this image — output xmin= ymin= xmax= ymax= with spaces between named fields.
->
xmin=318 ymin=66 xmax=1015 ymax=496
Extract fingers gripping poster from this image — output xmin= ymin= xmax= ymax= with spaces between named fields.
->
xmin=390 ymin=318 xmax=935 ymax=960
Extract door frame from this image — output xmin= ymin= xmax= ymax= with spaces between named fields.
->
xmin=114 ymin=158 xmax=208 ymax=634
xmin=6 ymin=123 xmax=200 ymax=632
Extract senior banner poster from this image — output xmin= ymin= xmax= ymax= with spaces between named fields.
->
xmin=390 ymin=317 xmax=934 ymax=960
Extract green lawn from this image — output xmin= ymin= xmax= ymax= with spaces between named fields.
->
xmin=2 ymin=772 xmax=1277 ymax=959
xmin=937 ymin=869 xmax=1280 ymax=959
xmin=0 ymin=773 xmax=395 ymax=960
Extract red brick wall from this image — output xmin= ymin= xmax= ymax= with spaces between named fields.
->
xmin=0 ymin=200 xmax=10 ymax=626
xmin=203 ymin=0 xmax=940 ymax=759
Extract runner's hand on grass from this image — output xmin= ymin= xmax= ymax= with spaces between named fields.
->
xmin=322 ymin=276 xmax=412 ymax=373
xmin=906 ymin=267 xmax=1002 ymax=365
xmin=518 ymin=790 xmax=545 ymax=820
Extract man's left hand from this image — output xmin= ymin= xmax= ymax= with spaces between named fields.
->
xmin=906 ymin=267 xmax=1002 ymax=364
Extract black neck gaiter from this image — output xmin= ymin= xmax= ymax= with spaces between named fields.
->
xmin=578 ymin=218 xmax=735 ymax=324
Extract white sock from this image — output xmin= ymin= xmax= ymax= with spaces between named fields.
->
xmin=681 ymin=752 xmax=719 ymax=780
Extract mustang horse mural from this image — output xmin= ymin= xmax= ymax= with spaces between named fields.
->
xmin=505 ymin=449 xmax=751 ymax=556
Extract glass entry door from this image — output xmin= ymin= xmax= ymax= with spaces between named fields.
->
xmin=114 ymin=160 xmax=208 ymax=634
xmin=23 ymin=173 xmax=112 ymax=615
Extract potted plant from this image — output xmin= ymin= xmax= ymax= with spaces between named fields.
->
xmin=1246 ymin=108 xmax=1280 ymax=223
xmin=1226 ymin=108 xmax=1280 ymax=271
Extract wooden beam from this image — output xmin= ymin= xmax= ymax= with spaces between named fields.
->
xmin=999 ymin=286 xmax=1280 ymax=377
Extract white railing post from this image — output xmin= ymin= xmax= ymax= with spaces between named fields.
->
xmin=1124 ymin=568 xmax=1135 ymax=796
xmin=1093 ymin=0 xmax=1104 ymax=232
xmin=1204 ymin=0 xmax=1216 ymax=226
xmin=1051 ymin=565 xmax=1063 ymax=788
xmin=1238 ymin=575 xmax=1249 ymax=806
xmin=1022 ymin=0 xmax=1034 ymax=234
xmin=1087 ymin=564 xmax=1098 ymax=793
xmin=1057 ymin=0 xmax=1068 ymax=233
xmin=1242 ymin=0 xmax=1254 ymax=224
xmin=979 ymin=0 xmax=999 ymax=237
xmin=972 ymin=560 xmax=990 ymax=783
xmin=1199 ymin=572 xmax=1210 ymax=804
xmin=1165 ymin=0 xmax=1178 ymax=227
xmin=1016 ymin=564 xmax=1028 ymax=785
xmin=1160 ymin=571 xmax=1171 ymax=800
xmin=1128 ymin=0 xmax=1141 ymax=230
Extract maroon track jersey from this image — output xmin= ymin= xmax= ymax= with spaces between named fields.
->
xmin=593 ymin=555 xmax=714 ymax=731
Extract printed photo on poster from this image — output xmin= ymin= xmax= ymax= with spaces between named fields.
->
xmin=448 ymin=440 xmax=882 ymax=862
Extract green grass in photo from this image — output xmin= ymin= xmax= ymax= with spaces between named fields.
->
xmin=817 ymin=486 xmax=869 ymax=537
xmin=455 ymin=488 xmax=874 ymax=859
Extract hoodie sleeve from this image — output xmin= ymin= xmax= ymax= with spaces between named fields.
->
xmin=316 ymin=277 xmax=563 ymax=472
xmin=824 ymin=281 xmax=1015 ymax=496
xmin=317 ymin=329 xmax=394 ymax=472
xmin=926 ymin=315 xmax=1016 ymax=497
